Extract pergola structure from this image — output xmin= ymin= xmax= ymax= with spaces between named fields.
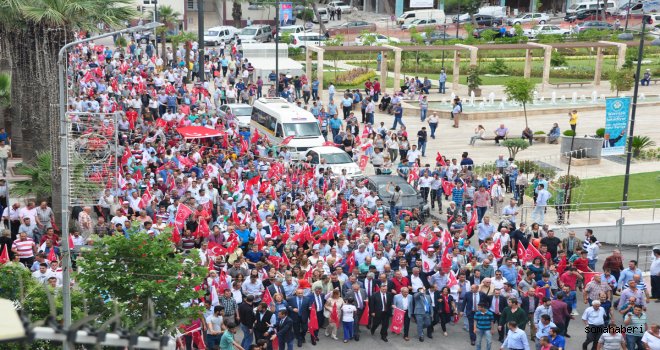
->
xmin=305 ymin=41 xmax=639 ymax=94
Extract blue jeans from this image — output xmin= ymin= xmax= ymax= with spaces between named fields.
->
xmin=392 ymin=116 xmax=404 ymax=130
xmin=207 ymin=334 xmax=222 ymax=349
xmin=429 ymin=123 xmax=438 ymax=138
xmin=342 ymin=321 xmax=354 ymax=340
xmin=420 ymin=108 xmax=427 ymax=122
xmin=418 ymin=140 xmax=427 ymax=157
xmin=439 ymin=81 xmax=446 ymax=93
xmin=332 ymin=128 xmax=340 ymax=139
xmin=390 ymin=205 xmax=401 ymax=223
xmin=366 ymin=112 xmax=374 ymax=125
xmin=240 ymin=323 xmax=253 ymax=349
xmin=475 ymin=329 xmax=492 ymax=350
xmin=588 ymin=259 xmax=597 ymax=271
xmin=477 ymin=206 xmax=488 ymax=222
xmin=627 ymin=334 xmax=644 ymax=350
xmin=415 ymin=313 xmax=431 ymax=338
xmin=312 ymin=89 xmax=318 ymax=100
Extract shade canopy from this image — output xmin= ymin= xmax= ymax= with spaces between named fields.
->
xmin=177 ymin=126 xmax=224 ymax=139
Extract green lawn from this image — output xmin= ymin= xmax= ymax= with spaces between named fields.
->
xmin=554 ymin=171 xmax=660 ymax=210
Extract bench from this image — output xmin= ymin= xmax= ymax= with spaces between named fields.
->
xmin=550 ymin=82 xmax=589 ymax=88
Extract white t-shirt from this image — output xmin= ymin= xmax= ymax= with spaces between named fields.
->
xmin=642 ymin=331 xmax=660 ymax=350
xmin=341 ymin=304 xmax=357 ymax=322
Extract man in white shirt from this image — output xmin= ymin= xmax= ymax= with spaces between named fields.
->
xmin=406 ymin=145 xmax=421 ymax=164
xmin=418 ymin=173 xmax=432 ymax=204
xmin=501 ymin=199 xmax=519 ymax=228
xmin=371 ymin=251 xmax=389 ymax=272
xmin=531 ymin=184 xmax=552 ymax=225
xmin=650 ymin=248 xmax=660 ymax=299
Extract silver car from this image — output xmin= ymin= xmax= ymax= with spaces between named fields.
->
xmin=217 ymin=104 xmax=253 ymax=128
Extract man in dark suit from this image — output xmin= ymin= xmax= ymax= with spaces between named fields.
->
xmin=272 ymin=310 xmax=294 ymax=350
xmin=287 ymin=288 xmax=310 ymax=347
xmin=341 ymin=275 xmax=363 ymax=297
xmin=268 ymin=277 xmax=286 ymax=299
xmin=462 ymin=285 xmax=489 ymax=346
xmin=344 ymin=282 xmax=368 ymax=341
xmin=467 ymin=269 xmax=483 ymax=286
xmin=363 ymin=272 xmax=378 ymax=299
xmin=427 ymin=284 xmax=442 ymax=338
xmin=377 ymin=273 xmax=395 ymax=293
xmin=254 ymin=302 xmax=274 ymax=342
xmin=521 ymin=292 xmax=540 ymax=339
xmin=369 ymin=284 xmax=393 ymax=342
xmin=489 ymin=288 xmax=508 ymax=342
xmin=306 ymin=286 xmax=325 ymax=344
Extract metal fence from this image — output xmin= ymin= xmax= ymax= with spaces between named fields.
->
xmin=637 ymin=243 xmax=660 ymax=272
xmin=518 ymin=199 xmax=660 ymax=226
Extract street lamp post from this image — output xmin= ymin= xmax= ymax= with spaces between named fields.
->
xmin=275 ymin=0 xmax=280 ymax=95
xmin=621 ymin=15 xmax=654 ymax=208
xmin=198 ymin=0 xmax=205 ymax=83
xmin=57 ymin=22 xmax=162 ymax=349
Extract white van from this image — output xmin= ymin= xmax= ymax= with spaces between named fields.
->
xmin=313 ymin=8 xmax=330 ymax=23
xmin=566 ymin=0 xmax=617 ymax=14
xmin=289 ymin=32 xmax=327 ymax=49
xmin=397 ymin=9 xmax=446 ymax=25
xmin=203 ymin=26 xmax=239 ymax=46
xmin=251 ymin=97 xmax=325 ymax=159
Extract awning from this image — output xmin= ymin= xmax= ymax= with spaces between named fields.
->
xmin=177 ymin=126 xmax=223 ymax=139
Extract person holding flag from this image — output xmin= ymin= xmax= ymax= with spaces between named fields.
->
xmin=341 ymin=297 xmax=358 ymax=343
xmin=324 ymin=288 xmax=344 ymax=340
xmin=345 ymin=282 xmax=368 ymax=341
xmin=369 ymin=284 xmax=393 ymax=342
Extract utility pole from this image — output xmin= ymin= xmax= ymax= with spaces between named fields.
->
xmin=275 ymin=0 xmax=280 ymax=94
xmin=198 ymin=0 xmax=205 ymax=83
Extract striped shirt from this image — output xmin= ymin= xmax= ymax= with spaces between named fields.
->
xmin=12 ymin=238 xmax=36 ymax=259
xmin=625 ymin=312 xmax=647 ymax=337
xmin=451 ymin=188 xmax=465 ymax=205
xmin=474 ymin=310 xmax=494 ymax=330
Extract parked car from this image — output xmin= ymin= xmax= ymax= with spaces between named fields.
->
xmin=238 ymin=25 xmax=273 ymax=43
xmin=416 ymin=31 xmax=464 ymax=44
xmin=289 ymin=32 xmax=327 ymax=49
xmin=327 ymin=1 xmax=352 ymax=13
xmin=472 ymin=27 xmax=514 ymax=38
xmin=572 ymin=21 xmax=612 ymax=33
xmin=564 ymin=9 xmax=608 ymax=22
xmin=216 ymin=104 xmax=253 ymax=128
xmin=401 ymin=18 xmax=440 ymax=30
xmin=312 ymin=7 xmax=330 ymax=23
xmin=203 ymin=26 xmax=240 ymax=46
xmin=365 ymin=175 xmax=430 ymax=220
xmin=472 ymin=14 xmax=504 ymax=26
xmin=304 ymin=146 xmax=363 ymax=179
xmin=355 ymin=33 xmax=400 ymax=45
xmin=507 ymin=13 xmax=550 ymax=25
xmin=523 ymin=24 xmax=571 ymax=38
xmin=326 ymin=21 xmax=377 ymax=35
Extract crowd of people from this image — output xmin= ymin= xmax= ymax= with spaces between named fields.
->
xmin=2 ymin=31 xmax=660 ymax=350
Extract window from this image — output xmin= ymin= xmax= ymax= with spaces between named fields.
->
xmin=187 ymin=0 xmax=197 ymax=10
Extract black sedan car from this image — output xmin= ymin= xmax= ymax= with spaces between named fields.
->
xmin=564 ymin=9 xmax=608 ymax=22
xmin=365 ymin=175 xmax=430 ymax=221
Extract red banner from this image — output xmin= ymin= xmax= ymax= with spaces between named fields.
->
xmin=308 ymin=306 xmax=319 ymax=334
xmin=359 ymin=302 xmax=370 ymax=326
xmin=389 ymin=307 xmax=405 ymax=334
xmin=175 ymin=203 xmax=193 ymax=229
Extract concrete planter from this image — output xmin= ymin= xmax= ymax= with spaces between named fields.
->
xmin=560 ymin=136 xmax=603 ymax=160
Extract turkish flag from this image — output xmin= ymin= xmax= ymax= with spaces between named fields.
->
xmin=68 ymin=235 xmax=75 ymax=249
xmin=262 ymin=288 xmax=273 ymax=306
xmin=208 ymin=258 xmax=215 ymax=272
xmin=346 ymin=252 xmax=356 ymax=273
xmin=358 ymin=155 xmax=369 ymax=171
xmin=441 ymin=179 xmax=454 ymax=196
xmin=338 ymin=199 xmax=348 ymax=219
xmin=175 ymin=203 xmax=193 ymax=229
xmin=359 ymin=302 xmax=370 ymax=325
xmin=255 ymin=231 xmax=265 ymax=250
xmin=492 ymin=238 xmax=502 ymax=259
xmin=240 ymin=138 xmax=249 ymax=155
xmin=296 ymin=207 xmax=307 ymax=223
xmin=330 ymin=303 xmax=340 ymax=327
xmin=0 ymin=245 xmax=9 ymax=264
xmin=517 ymin=241 xmax=528 ymax=263
xmin=525 ymin=243 xmax=543 ymax=262
xmin=281 ymin=135 xmax=295 ymax=146
xmin=389 ymin=307 xmax=405 ymax=334
xmin=441 ymin=247 xmax=453 ymax=268
xmin=169 ymin=224 xmax=181 ymax=245
xmin=304 ymin=267 xmax=313 ymax=280
xmin=446 ymin=270 xmax=458 ymax=288
xmin=47 ymin=247 xmax=57 ymax=263
xmin=281 ymin=253 xmax=290 ymax=267
xmin=191 ymin=328 xmax=206 ymax=349
xmin=308 ymin=306 xmax=319 ymax=333
xmin=251 ymin=129 xmax=260 ymax=144
xmin=465 ymin=210 xmax=477 ymax=238
xmin=583 ymin=272 xmax=599 ymax=285
xmin=272 ymin=334 xmax=279 ymax=350
xmin=195 ymin=218 xmax=210 ymax=238
xmin=436 ymin=152 xmax=447 ymax=166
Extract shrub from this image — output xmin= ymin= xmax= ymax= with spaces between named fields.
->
xmin=538 ymin=34 xmax=565 ymax=44
xmin=328 ymin=68 xmax=376 ymax=87
xmin=481 ymin=29 xmax=499 ymax=42
xmin=632 ymin=135 xmax=656 ymax=158
xmin=563 ymin=130 xmax=576 ymax=137
xmin=596 ymin=128 xmax=605 ymax=137
xmin=534 ymin=130 xmax=546 ymax=135
xmin=488 ymin=58 xmax=510 ymax=75
xmin=515 ymin=160 xmax=538 ymax=175
xmin=550 ymin=50 xmax=567 ymax=67
xmin=557 ymin=174 xmax=581 ymax=189
xmin=537 ymin=166 xmax=557 ymax=180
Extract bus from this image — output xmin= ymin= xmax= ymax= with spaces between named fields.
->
xmin=251 ymin=97 xmax=325 ymax=159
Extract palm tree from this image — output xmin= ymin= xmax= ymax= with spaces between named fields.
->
xmin=158 ymin=5 xmax=181 ymax=61
xmin=172 ymin=32 xmax=198 ymax=81
xmin=0 ymin=0 xmax=135 ymax=226
xmin=11 ymin=151 xmax=53 ymax=202
xmin=632 ymin=135 xmax=656 ymax=158
xmin=0 ymin=73 xmax=9 ymax=131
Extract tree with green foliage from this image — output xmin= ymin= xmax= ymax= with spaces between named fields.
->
xmin=358 ymin=30 xmax=378 ymax=70
xmin=502 ymin=139 xmax=531 ymax=160
xmin=466 ymin=65 xmax=482 ymax=95
xmin=0 ymin=72 xmax=9 ymax=132
xmin=11 ymin=151 xmax=54 ymax=202
xmin=609 ymin=69 xmax=634 ymax=96
xmin=631 ymin=135 xmax=656 ymax=158
xmin=504 ymin=78 xmax=535 ymax=128
xmin=77 ymin=228 xmax=207 ymax=330
xmin=409 ymin=28 xmax=427 ymax=74
xmin=171 ymin=32 xmax=198 ymax=81
xmin=550 ymin=50 xmax=567 ymax=67
xmin=232 ymin=1 xmax=243 ymax=27
xmin=515 ymin=159 xmax=538 ymax=176
xmin=325 ymin=34 xmax=345 ymax=79
xmin=158 ymin=5 xmax=182 ymax=61
xmin=0 ymin=0 xmax=135 ymax=227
